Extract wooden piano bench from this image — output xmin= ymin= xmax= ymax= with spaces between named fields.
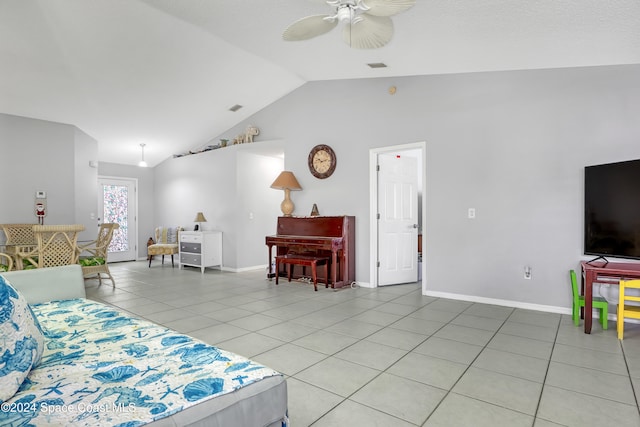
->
xmin=275 ymin=254 xmax=330 ymax=291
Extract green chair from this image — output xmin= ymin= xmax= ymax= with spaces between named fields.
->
xmin=570 ymin=269 xmax=608 ymax=329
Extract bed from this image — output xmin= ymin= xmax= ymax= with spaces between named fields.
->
xmin=0 ymin=265 xmax=288 ymax=426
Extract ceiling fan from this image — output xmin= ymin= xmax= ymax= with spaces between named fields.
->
xmin=282 ymin=0 xmax=416 ymax=49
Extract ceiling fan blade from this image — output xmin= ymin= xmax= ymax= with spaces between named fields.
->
xmin=361 ymin=0 xmax=416 ymax=17
xmin=342 ymin=14 xmax=393 ymax=49
xmin=283 ymin=15 xmax=338 ymax=41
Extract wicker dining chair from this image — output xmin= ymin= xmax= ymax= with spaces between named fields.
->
xmin=0 ymin=252 xmax=13 ymax=272
xmin=78 ymin=223 xmax=119 ymax=286
xmin=0 ymin=223 xmax=37 ymax=266
xmin=17 ymin=224 xmax=85 ymax=269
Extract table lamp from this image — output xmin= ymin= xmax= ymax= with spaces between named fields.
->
xmin=270 ymin=171 xmax=302 ymax=216
xmin=194 ymin=212 xmax=207 ymax=231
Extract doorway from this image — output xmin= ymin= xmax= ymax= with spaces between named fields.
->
xmin=98 ymin=177 xmax=138 ymax=262
xmin=370 ymin=141 xmax=427 ymax=288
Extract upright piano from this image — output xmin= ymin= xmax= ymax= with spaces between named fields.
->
xmin=265 ymin=216 xmax=355 ymax=288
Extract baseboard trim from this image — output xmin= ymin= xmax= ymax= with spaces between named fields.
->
xmin=422 ymin=291 xmax=640 ymax=323
xmin=221 ymin=265 xmax=266 ymax=273
xmin=355 ymin=281 xmax=373 ymax=288
xmin=424 ymin=290 xmax=571 ymax=315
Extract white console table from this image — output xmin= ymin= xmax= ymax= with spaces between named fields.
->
xmin=179 ymin=230 xmax=222 ymax=273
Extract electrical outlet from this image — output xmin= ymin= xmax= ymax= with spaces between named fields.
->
xmin=468 ymin=208 xmax=476 ymax=219
xmin=524 ymin=266 xmax=532 ymax=280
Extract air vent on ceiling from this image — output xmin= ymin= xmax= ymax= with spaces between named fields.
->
xmin=367 ymin=62 xmax=387 ymax=69
xmin=229 ymin=104 xmax=243 ymax=112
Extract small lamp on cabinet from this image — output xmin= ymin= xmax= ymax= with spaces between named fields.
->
xmin=270 ymin=171 xmax=302 ymax=217
xmin=194 ymin=212 xmax=207 ymax=231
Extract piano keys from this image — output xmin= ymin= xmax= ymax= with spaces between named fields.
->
xmin=265 ymin=216 xmax=355 ymax=288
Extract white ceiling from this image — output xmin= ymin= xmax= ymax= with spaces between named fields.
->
xmin=2 ymin=0 xmax=639 ymax=167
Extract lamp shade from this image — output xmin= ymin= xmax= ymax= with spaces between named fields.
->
xmin=194 ymin=212 xmax=207 ymax=222
xmin=270 ymin=171 xmax=302 ymax=190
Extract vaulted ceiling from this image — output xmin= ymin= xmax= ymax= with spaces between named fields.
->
xmin=2 ymin=0 xmax=639 ymax=166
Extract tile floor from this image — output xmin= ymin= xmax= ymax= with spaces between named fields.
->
xmin=86 ymin=261 xmax=640 ymax=426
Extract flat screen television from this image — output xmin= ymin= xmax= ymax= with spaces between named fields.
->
xmin=584 ymin=158 xmax=640 ymax=260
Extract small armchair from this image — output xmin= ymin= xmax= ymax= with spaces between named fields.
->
xmin=17 ymin=224 xmax=85 ymax=269
xmin=147 ymin=226 xmax=181 ymax=268
xmin=78 ymin=223 xmax=119 ymax=286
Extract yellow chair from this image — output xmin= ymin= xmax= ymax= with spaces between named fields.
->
xmin=17 ymin=224 xmax=85 ymax=269
xmin=617 ymin=279 xmax=640 ymax=340
xmin=78 ymin=223 xmax=119 ymax=286
xmin=147 ymin=226 xmax=181 ymax=267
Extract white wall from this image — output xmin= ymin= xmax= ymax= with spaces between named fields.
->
xmin=236 ymin=150 xmax=285 ymax=269
xmin=153 ymin=141 xmax=284 ymax=269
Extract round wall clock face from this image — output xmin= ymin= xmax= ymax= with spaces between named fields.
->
xmin=308 ymin=144 xmax=337 ymax=179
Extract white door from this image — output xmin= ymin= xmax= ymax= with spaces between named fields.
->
xmin=378 ymin=153 xmax=418 ymax=286
xmin=98 ymin=177 xmax=137 ymax=262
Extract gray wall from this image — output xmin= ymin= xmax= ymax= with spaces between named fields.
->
xmin=4 ymin=64 xmax=640 ymax=311
xmin=0 ymin=113 xmax=98 ymax=242
xmin=74 ymin=127 xmax=99 ymax=241
xmin=205 ymin=64 xmax=640 ymax=309
xmin=422 ymin=66 xmax=640 ymax=307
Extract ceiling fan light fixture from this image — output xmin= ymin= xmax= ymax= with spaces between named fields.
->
xmin=283 ymin=0 xmax=415 ymax=49
xmin=336 ymin=5 xmax=354 ymax=23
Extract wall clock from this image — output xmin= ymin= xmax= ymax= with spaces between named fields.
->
xmin=308 ymin=144 xmax=337 ymax=179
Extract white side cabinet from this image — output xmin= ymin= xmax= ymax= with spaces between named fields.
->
xmin=179 ymin=231 xmax=223 ymax=273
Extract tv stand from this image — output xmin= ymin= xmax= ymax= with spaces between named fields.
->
xmin=586 ymin=255 xmax=608 ymax=266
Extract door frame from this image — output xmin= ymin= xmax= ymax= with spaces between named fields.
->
xmin=370 ymin=141 xmax=427 ymax=289
xmin=98 ymin=175 xmax=139 ymax=262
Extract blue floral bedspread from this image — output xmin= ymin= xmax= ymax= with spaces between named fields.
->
xmin=1 ymin=299 xmax=281 ymax=426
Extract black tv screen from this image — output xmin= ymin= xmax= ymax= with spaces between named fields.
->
xmin=585 ymin=159 xmax=640 ymax=260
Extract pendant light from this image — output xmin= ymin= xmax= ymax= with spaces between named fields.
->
xmin=138 ymin=143 xmax=148 ymax=167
